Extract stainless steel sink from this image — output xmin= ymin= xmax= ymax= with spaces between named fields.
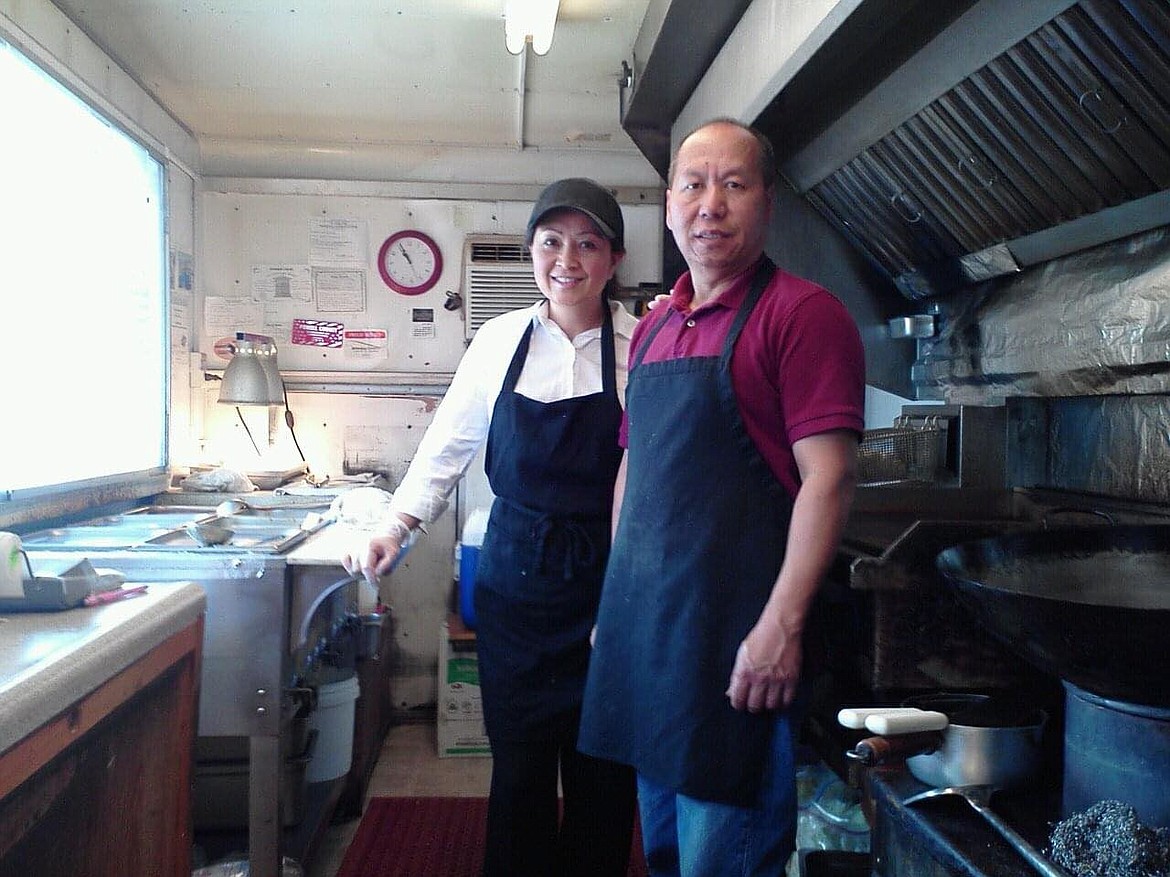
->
xmin=126 ymin=503 xmax=321 ymax=522
xmin=21 ymin=522 xmax=178 ymax=548
xmin=22 ymin=510 xmax=316 ymax=551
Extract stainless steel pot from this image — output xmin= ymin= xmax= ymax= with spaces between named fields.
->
xmin=846 ymin=693 xmax=1047 ymax=790
xmin=903 ymin=693 xmax=1046 ymax=789
xmin=905 ymin=714 xmax=1046 ymax=788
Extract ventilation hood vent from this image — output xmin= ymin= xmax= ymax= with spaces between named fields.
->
xmin=779 ymin=0 xmax=1170 ymax=300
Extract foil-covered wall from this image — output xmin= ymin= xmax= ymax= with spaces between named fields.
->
xmin=1008 ymin=395 xmax=1170 ymax=504
xmin=918 ymin=228 xmax=1170 ymax=404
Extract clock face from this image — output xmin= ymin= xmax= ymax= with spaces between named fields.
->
xmin=378 ymin=230 xmax=443 ymax=295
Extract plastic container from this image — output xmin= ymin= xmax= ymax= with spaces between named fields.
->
xmin=793 ymin=762 xmax=870 ymax=859
xmin=458 ymin=508 xmax=490 ymax=629
xmin=0 ymin=533 xmax=24 ymax=598
xmin=306 ymin=672 xmax=360 ymax=782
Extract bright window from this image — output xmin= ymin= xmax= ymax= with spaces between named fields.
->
xmin=0 ymin=36 xmax=167 ymax=494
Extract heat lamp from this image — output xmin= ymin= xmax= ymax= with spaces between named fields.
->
xmin=218 ymin=333 xmax=283 ymax=407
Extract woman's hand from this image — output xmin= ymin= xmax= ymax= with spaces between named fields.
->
xmin=341 ymin=535 xmax=403 ymax=586
xmin=644 ymin=293 xmax=671 ymax=311
xmin=340 ymin=515 xmax=416 ymax=585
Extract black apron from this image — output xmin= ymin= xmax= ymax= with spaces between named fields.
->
xmin=579 ymin=260 xmax=793 ymax=805
xmin=474 ymin=307 xmax=623 ymax=742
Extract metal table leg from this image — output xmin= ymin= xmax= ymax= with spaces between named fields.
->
xmin=249 ymin=733 xmax=282 ymax=877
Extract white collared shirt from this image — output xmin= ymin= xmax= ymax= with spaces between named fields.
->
xmin=390 ymin=299 xmax=638 ymax=523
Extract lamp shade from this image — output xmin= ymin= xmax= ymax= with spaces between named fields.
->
xmin=219 ymin=335 xmax=283 ymax=406
xmin=260 ymin=344 xmax=284 ymax=403
xmin=505 ymin=0 xmax=559 ymax=55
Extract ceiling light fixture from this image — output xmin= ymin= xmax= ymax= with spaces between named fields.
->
xmin=505 ymin=0 xmax=560 ymax=56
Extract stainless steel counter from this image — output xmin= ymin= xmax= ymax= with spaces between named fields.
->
xmin=18 ymin=505 xmax=360 ymax=877
xmin=0 ymin=583 xmax=206 ymax=756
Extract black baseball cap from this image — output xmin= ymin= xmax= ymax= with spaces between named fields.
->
xmin=526 ymin=178 xmax=625 ymax=252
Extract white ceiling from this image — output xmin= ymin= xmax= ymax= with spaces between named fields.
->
xmin=49 ymin=0 xmax=655 ymax=173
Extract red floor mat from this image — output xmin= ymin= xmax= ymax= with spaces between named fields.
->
xmin=336 ymin=797 xmax=648 ymax=877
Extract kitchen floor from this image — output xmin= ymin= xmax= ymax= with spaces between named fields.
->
xmin=306 ymin=722 xmax=494 ymax=877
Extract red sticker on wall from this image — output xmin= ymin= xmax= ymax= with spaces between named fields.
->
xmin=292 ymin=318 xmax=344 ymax=348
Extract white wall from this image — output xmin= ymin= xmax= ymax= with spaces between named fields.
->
xmin=196 ymin=185 xmax=663 ymax=376
xmin=193 ymin=184 xmax=665 ymax=714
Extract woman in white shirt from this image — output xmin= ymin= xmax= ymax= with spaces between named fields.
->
xmin=343 ymin=178 xmax=638 ymax=877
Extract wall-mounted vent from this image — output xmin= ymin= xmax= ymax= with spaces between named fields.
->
xmin=462 ymin=234 xmax=543 ymax=339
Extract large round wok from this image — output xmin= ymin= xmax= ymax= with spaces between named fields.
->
xmin=936 ymin=525 xmax=1170 ymax=707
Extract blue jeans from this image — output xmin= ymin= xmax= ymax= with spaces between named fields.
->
xmin=637 ymin=714 xmax=797 ymax=877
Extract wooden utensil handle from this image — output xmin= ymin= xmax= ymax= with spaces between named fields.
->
xmin=847 ymin=732 xmax=943 ymax=765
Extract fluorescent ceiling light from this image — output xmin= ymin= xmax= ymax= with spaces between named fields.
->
xmin=505 ymin=0 xmax=560 ymax=56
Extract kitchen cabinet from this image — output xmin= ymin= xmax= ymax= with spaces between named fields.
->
xmin=0 ymin=583 xmax=206 ymax=877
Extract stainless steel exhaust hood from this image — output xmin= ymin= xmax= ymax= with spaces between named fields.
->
xmin=623 ymin=0 xmax=1170 ymax=302
xmin=793 ymin=0 xmax=1170 ymax=300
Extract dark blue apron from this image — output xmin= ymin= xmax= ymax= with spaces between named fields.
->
xmin=474 ymin=307 xmax=623 ymax=742
xmin=579 ymin=259 xmax=793 ymax=805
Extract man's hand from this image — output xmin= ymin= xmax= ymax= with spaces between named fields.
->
xmin=725 ymin=622 xmax=803 ymax=713
xmin=725 ymin=431 xmax=857 ymax=714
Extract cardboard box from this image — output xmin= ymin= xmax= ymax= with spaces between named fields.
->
xmin=437 ymin=618 xmax=491 ymax=758
xmin=439 ymin=619 xmax=483 ymax=721
xmin=436 ymin=716 xmax=492 ymax=758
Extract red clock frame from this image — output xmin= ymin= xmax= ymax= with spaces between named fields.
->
xmin=377 ymin=230 xmax=443 ymax=295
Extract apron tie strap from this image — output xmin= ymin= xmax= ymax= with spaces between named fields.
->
xmin=531 ymin=515 xmax=598 ymax=581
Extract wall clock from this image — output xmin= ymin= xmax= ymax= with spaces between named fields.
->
xmin=377 ymin=230 xmax=443 ymax=295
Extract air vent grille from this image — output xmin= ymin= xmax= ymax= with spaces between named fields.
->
xmin=469 ymin=240 xmax=533 ymax=264
xmin=462 ymin=235 xmax=543 ymax=338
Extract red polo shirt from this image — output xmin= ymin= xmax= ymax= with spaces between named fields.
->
xmin=621 ymin=261 xmax=865 ymax=499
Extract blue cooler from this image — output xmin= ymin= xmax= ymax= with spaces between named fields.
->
xmin=457 ymin=508 xmax=490 ymax=630
xmin=458 ymin=542 xmax=481 ymax=629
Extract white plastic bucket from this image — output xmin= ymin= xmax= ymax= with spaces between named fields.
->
xmin=306 ymin=673 xmax=360 ymax=782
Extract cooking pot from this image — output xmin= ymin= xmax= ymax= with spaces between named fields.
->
xmin=936 ymin=524 xmax=1170 ymax=705
xmin=847 ymin=693 xmax=1047 ymax=790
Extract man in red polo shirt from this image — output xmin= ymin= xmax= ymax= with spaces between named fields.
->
xmin=580 ymin=118 xmax=864 ymax=876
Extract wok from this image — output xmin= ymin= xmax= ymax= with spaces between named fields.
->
xmin=937 ymin=525 xmax=1170 ymax=707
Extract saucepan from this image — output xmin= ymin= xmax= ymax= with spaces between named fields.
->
xmin=844 ymin=693 xmax=1046 ymax=789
